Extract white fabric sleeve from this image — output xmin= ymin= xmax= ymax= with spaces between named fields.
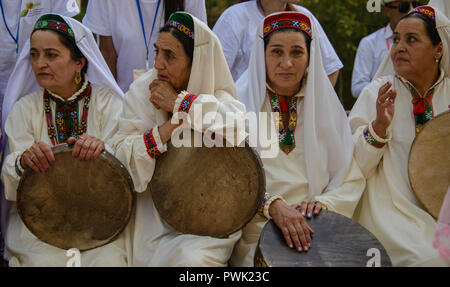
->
xmin=51 ymin=0 xmax=80 ymax=17
xmin=313 ymin=158 xmax=366 ymax=218
xmin=351 ymin=37 xmax=375 ymax=98
xmin=91 ymin=87 xmax=123 ymax=153
xmin=82 ymin=0 xmax=112 ymax=36
xmin=185 ymin=0 xmax=207 ymax=25
xmin=1 ymin=97 xmax=37 ymax=202
xmin=349 ymin=82 xmax=390 ymax=179
xmin=212 ymin=12 xmax=241 ymax=75
xmin=172 ymin=90 xmax=246 ymax=143
xmin=111 ymin=82 xmax=167 ymax=193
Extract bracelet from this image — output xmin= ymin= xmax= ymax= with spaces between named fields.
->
xmin=263 ymin=195 xmax=285 ymax=220
xmin=257 ymin=192 xmax=286 ymax=220
xmin=15 ymin=153 xmax=24 ymax=177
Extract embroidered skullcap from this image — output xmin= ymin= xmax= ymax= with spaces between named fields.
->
xmin=33 ymin=14 xmax=74 ymax=39
xmin=409 ymin=5 xmax=436 ymax=22
xmin=263 ymin=12 xmax=312 ymax=39
xmin=165 ymin=12 xmax=195 ymax=39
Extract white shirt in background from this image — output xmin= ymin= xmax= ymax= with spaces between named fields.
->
xmin=351 ymin=24 xmax=393 ymax=98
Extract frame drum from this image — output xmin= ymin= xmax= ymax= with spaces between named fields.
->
xmin=255 ymin=210 xmax=392 ymax=267
xmin=408 ymin=110 xmax=450 ymax=219
xmin=150 ymin=130 xmax=265 ymax=238
xmin=17 ymin=144 xmax=134 ymax=251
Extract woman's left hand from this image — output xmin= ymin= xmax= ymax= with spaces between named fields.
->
xmin=295 ymin=201 xmax=323 ymax=219
xmin=67 ymin=134 xmax=105 ymax=161
xmin=149 ymin=79 xmax=179 ymax=113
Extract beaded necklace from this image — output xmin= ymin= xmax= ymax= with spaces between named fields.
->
xmin=44 ymin=81 xmax=91 ymax=146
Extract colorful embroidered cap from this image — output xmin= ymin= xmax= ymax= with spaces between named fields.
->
xmin=33 ymin=14 xmax=74 ymax=39
xmin=263 ymin=12 xmax=312 ymax=39
xmin=165 ymin=12 xmax=195 ymax=39
xmin=409 ymin=6 xmax=436 ymax=22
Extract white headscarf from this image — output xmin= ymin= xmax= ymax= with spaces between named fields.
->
xmin=374 ymin=6 xmax=450 ymax=80
xmin=237 ymin=11 xmax=354 ymax=197
xmin=428 ymin=0 xmax=450 ymax=18
xmin=1 ymin=14 xmax=124 ymax=132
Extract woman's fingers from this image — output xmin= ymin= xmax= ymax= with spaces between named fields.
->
xmin=73 ymin=134 xmax=104 ymax=161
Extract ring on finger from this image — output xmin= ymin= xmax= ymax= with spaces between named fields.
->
xmin=29 ymin=153 xmax=36 ymax=161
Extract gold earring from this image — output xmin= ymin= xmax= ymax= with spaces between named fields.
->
xmin=74 ymin=72 xmax=82 ymax=85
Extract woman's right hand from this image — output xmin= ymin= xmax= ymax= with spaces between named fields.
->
xmin=269 ymin=199 xmax=314 ymax=252
xmin=373 ymin=81 xmax=396 ymax=138
xmin=20 ymin=142 xmax=55 ymax=173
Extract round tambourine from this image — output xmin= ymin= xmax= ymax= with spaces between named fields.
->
xmin=149 ymin=129 xmax=266 ymax=238
xmin=408 ymin=110 xmax=450 ymax=219
xmin=17 ymin=144 xmax=134 ymax=251
xmin=255 ymin=210 xmax=392 ymax=267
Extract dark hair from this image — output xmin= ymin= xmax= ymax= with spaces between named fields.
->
xmin=264 ymin=28 xmax=312 ymax=55
xmin=159 ymin=26 xmax=194 ymax=62
xmin=32 ymin=28 xmax=88 ymax=75
xmin=401 ymin=12 xmax=441 ymax=46
xmin=164 ymin=0 xmax=185 ymax=22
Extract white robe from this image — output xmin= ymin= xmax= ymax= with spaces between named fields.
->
xmin=229 ymin=91 xmax=366 ymax=267
xmin=349 ymin=74 xmax=450 ymax=267
xmin=1 ymin=85 xmax=128 ymax=267
xmin=112 ymin=69 xmax=246 ymax=267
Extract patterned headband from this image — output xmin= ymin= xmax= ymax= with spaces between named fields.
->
xmin=410 ymin=6 xmax=436 ymax=22
xmin=34 ymin=18 xmax=74 ymax=39
xmin=165 ymin=20 xmax=195 ymax=39
xmin=264 ymin=13 xmax=312 ymax=38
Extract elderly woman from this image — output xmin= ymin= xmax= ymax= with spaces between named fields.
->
xmin=1 ymin=14 xmax=126 ymax=267
xmin=229 ymin=12 xmax=366 ymax=267
xmin=112 ymin=12 xmax=246 ymax=267
xmin=349 ymin=6 xmax=450 ymax=266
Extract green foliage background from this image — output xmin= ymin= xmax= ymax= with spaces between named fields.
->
xmin=76 ymin=0 xmax=424 ymax=110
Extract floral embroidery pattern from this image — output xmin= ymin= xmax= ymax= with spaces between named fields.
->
xmin=178 ymin=93 xmax=198 ymax=114
xmin=269 ymin=94 xmax=298 ymax=155
xmin=165 ymin=20 xmax=195 ymax=39
xmin=412 ymin=6 xmax=436 ymax=22
xmin=395 ymin=74 xmax=436 ymax=135
xmin=363 ymin=127 xmax=385 ymax=149
xmin=44 ymin=84 xmax=91 ymax=146
xmin=143 ymin=129 xmax=162 ymax=159
xmin=264 ymin=17 xmax=312 ymax=38
xmin=34 ymin=20 xmax=74 ymax=37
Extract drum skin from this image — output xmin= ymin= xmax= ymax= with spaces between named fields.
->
xmin=150 ymin=130 xmax=265 ymax=238
xmin=17 ymin=144 xmax=134 ymax=251
xmin=409 ymin=110 xmax=450 ymax=219
xmin=255 ymin=210 xmax=392 ymax=267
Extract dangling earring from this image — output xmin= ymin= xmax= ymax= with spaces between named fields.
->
xmin=74 ymin=72 xmax=82 ymax=85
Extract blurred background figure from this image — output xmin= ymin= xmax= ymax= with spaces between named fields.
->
xmin=82 ymin=0 xmax=207 ymax=93
xmin=351 ymin=0 xmax=420 ymax=99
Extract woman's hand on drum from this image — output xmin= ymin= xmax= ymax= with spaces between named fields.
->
xmin=373 ymin=81 xmax=396 ymax=139
xmin=20 ymin=142 xmax=55 ymax=173
xmin=68 ymin=134 xmax=105 ymax=161
xmin=149 ymin=79 xmax=178 ymax=112
xmin=296 ymin=201 xmax=323 ymax=219
xmin=269 ymin=199 xmax=314 ymax=252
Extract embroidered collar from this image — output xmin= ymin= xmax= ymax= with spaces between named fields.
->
xmin=265 ymin=83 xmax=305 ymax=98
xmin=395 ymin=68 xmax=445 ymax=97
xmin=46 ymin=75 xmax=89 ymax=101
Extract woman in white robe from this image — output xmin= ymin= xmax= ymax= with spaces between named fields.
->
xmin=229 ymin=12 xmax=366 ymax=267
xmin=1 ymin=14 xmax=127 ymax=267
xmin=349 ymin=6 xmax=450 ymax=267
xmin=112 ymin=12 xmax=246 ymax=267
